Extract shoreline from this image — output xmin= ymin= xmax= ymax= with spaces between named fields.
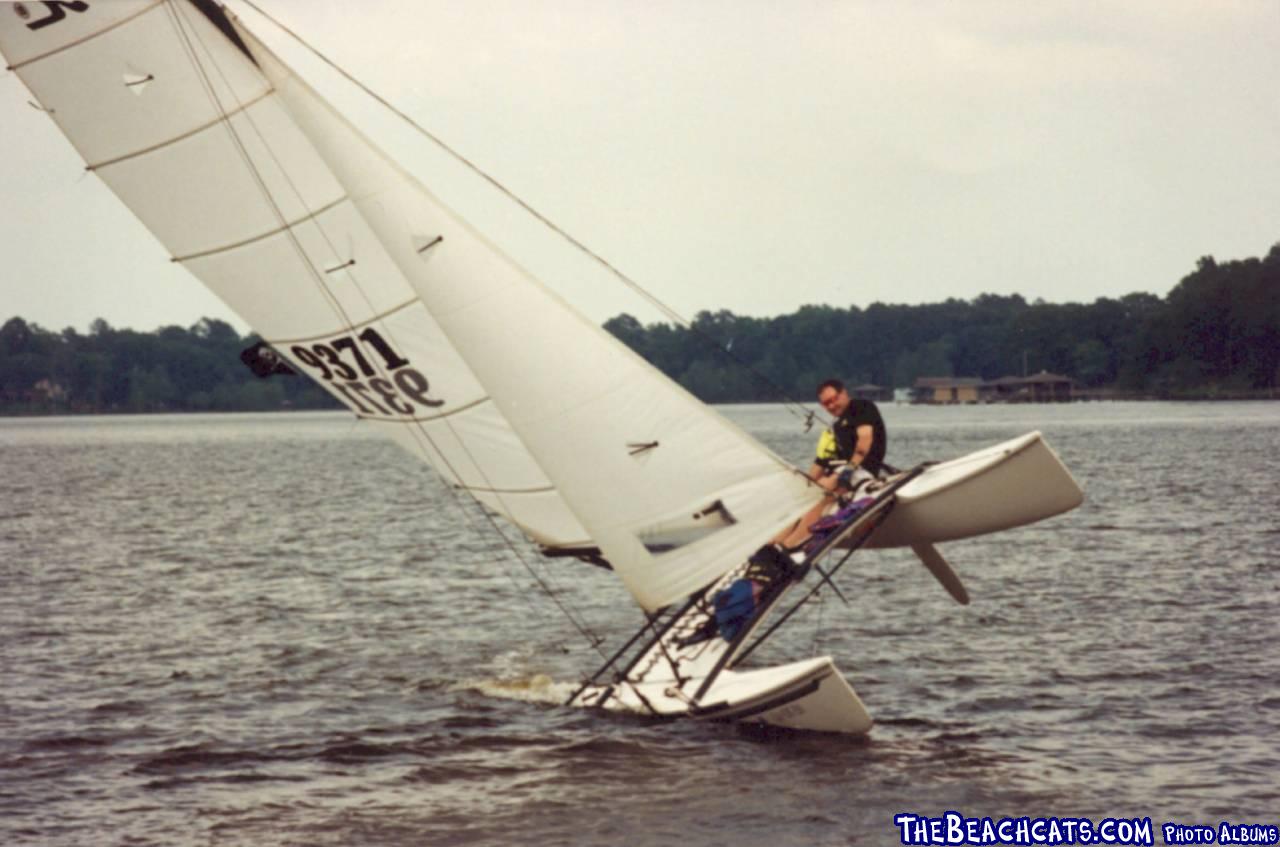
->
xmin=2 ymin=393 xmax=1278 ymax=418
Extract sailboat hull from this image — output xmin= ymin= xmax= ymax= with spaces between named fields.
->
xmin=862 ymin=431 xmax=1082 ymax=549
xmin=693 ymin=658 xmax=874 ymax=734
xmin=566 ymin=506 xmax=894 ymax=736
xmin=579 ymin=656 xmax=873 ymax=735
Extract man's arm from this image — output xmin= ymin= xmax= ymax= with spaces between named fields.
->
xmin=850 ymin=423 xmax=874 ymax=468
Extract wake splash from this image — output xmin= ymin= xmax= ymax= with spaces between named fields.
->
xmin=455 ymin=673 xmax=579 ymax=707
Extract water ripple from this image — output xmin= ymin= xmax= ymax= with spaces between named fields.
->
xmin=2 ymin=404 xmax=1278 ymax=844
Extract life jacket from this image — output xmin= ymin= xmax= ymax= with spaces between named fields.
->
xmin=713 ymin=579 xmax=757 ymax=641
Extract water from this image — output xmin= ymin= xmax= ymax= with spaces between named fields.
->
xmin=1 ymin=403 xmax=1277 ymax=846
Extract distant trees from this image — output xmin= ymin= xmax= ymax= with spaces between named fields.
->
xmin=602 ymin=245 xmax=1280 ymax=401
xmin=2 ymin=245 xmax=1277 ymax=414
xmin=0 ymin=317 xmax=336 ymax=414
xmin=1131 ymin=250 xmax=1280 ymax=393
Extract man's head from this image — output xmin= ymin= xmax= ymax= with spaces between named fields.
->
xmin=817 ymin=379 xmax=851 ymax=417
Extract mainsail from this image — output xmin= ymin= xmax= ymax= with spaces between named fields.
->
xmin=1 ymin=0 xmax=819 ymax=610
xmin=1 ymin=0 xmax=589 ymax=548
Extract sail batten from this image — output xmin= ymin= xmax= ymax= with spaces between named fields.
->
xmin=88 ymin=87 xmax=275 ymax=171
xmin=171 ymin=194 xmax=349 ymax=263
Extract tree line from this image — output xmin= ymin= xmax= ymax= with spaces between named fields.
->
xmin=608 ymin=244 xmax=1280 ymax=402
xmin=0 ymin=317 xmax=337 ymax=414
xmin=1 ymin=245 xmax=1277 ymax=414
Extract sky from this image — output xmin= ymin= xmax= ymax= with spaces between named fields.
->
xmin=2 ymin=0 xmax=1278 ymax=334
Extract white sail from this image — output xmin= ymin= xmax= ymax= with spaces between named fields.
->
xmin=0 ymin=0 xmax=589 ymax=547
xmin=1 ymin=0 xmax=821 ymax=610
xmin=225 ymin=13 xmax=820 ymax=611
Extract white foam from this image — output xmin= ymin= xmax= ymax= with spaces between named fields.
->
xmin=455 ymin=673 xmax=579 ymax=706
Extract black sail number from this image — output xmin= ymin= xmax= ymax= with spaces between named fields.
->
xmin=393 ymin=368 xmax=444 ymax=408
xmin=21 ymin=1 xmax=90 ymax=31
xmin=291 ymin=327 xmax=407 ymax=382
xmin=369 ymin=377 xmax=414 ymax=415
xmin=290 ymin=345 xmax=331 ymax=380
xmin=312 ymin=343 xmax=358 ymax=380
xmin=358 ymin=327 xmax=409 ymax=370
xmin=289 ymin=328 xmax=445 ymax=417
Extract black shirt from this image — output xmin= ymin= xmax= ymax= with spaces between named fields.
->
xmin=816 ymin=398 xmax=887 ymax=476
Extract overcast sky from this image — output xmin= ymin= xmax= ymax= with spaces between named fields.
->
xmin=2 ymin=0 xmax=1278 ymax=333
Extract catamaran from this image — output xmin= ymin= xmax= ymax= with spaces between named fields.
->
xmin=0 ymin=0 xmax=1082 ymax=734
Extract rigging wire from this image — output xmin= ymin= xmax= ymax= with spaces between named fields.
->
xmin=233 ymin=0 xmax=819 ymax=428
xmin=165 ymin=0 xmax=607 ymax=658
xmin=810 ymin=578 xmax=828 ymax=658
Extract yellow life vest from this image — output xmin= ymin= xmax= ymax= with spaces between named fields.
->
xmin=815 ymin=427 xmax=840 ymax=465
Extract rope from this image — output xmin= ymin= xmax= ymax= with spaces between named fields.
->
xmin=811 ymin=577 xmax=828 ymax=657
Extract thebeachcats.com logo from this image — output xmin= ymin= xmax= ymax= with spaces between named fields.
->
xmin=892 ymin=812 xmax=1279 ymax=846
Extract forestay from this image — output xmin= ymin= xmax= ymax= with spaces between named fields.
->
xmin=1 ymin=0 xmax=821 ymax=611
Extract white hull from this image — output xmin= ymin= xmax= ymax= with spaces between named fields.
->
xmin=587 ymin=656 xmax=873 ymax=734
xmin=865 ymin=431 xmax=1082 ymax=548
xmin=568 ymin=494 xmax=900 ymax=734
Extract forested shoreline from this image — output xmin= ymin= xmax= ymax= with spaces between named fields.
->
xmin=2 ymin=246 xmax=1277 ymax=414
xmin=604 ymin=245 xmax=1280 ymax=402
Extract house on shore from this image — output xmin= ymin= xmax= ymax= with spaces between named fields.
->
xmin=985 ymin=372 xmax=1075 ymax=403
xmin=911 ymin=372 xmax=1076 ymax=404
xmin=910 ymin=377 xmax=985 ymax=404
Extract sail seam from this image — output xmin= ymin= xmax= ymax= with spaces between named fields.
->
xmin=261 ymin=296 xmax=418 ymax=343
xmin=87 ymin=88 xmax=275 ymax=172
xmin=349 ymin=394 xmax=488 ymax=423
xmin=453 ymin=484 xmax=557 ymax=495
xmin=171 ymin=194 xmax=348 ymax=263
xmin=5 ymin=1 xmax=166 ymax=72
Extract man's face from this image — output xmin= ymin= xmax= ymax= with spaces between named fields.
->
xmin=818 ymin=387 xmax=851 ymax=417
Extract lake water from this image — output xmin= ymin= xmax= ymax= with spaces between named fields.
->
xmin=1 ymin=402 xmax=1277 ymax=846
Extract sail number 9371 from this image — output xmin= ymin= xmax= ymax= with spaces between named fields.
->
xmin=290 ymin=328 xmax=443 ymax=417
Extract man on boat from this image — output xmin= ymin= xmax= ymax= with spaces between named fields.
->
xmin=684 ymin=380 xmax=889 ymax=646
xmin=759 ymin=379 xmax=888 ymax=567
xmin=810 ymin=378 xmax=887 ymax=486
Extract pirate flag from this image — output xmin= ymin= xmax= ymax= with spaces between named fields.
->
xmin=239 ymin=341 xmax=297 ymax=378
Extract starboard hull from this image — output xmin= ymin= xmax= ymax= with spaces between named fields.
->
xmin=864 ymin=431 xmax=1082 ymax=549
